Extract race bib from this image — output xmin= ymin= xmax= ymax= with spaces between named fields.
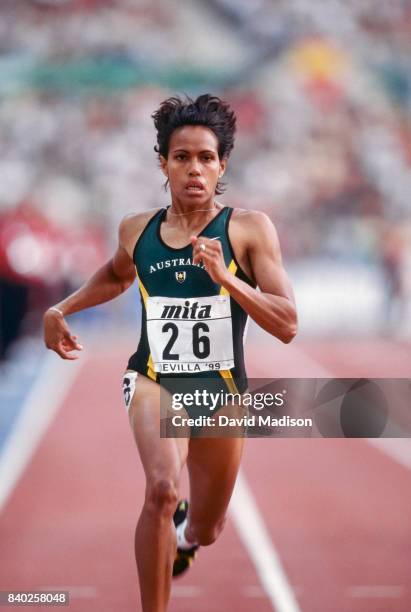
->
xmin=146 ymin=295 xmax=234 ymax=373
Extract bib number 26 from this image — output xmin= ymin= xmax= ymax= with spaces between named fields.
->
xmin=162 ymin=322 xmax=210 ymax=360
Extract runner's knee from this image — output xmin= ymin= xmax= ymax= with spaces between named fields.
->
xmin=145 ymin=477 xmax=178 ymax=516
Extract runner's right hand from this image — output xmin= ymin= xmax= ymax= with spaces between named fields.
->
xmin=43 ymin=309 xmax=83 ymax=360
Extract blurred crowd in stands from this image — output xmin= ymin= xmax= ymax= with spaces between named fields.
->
xmin=1 ymin=0 xmax=410 ymax=358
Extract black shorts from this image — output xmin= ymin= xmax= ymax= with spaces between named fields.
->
xmin=123 ymin=368 xmax=247 ymax=437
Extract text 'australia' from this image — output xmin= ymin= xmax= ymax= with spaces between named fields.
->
xmin=149 ymin=258 xmax=204 ymax=273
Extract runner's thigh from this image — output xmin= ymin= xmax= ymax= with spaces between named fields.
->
xmin=124 ymin=371 xmax=189 ymax=489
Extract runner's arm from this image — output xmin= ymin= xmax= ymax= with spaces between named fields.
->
xmin=47 ymin=245 xmax=136 ymax=318
xmin=43 ymin=219 xmax=136 ymax=359
xmin=219 ymin=212 xmax=297 ymax=343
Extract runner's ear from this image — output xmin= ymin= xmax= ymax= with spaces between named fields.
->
xmin=219 ymin=158 xmax=227 ymax=177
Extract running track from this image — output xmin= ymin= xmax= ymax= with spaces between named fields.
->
xmin=1 ymin=333 xmax=410 ymax=611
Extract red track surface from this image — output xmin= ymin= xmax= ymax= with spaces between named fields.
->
xmin=1 ymin=338 xmax=410 ymax=611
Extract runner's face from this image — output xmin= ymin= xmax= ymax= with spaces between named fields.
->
xmin=160 ymin=126 xmax=226 ymax=205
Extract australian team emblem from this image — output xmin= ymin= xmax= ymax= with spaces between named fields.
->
xmin=175 ymin=271 xmax=186 ymax=283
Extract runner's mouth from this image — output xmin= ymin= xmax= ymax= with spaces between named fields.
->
xmin=185 ymin=181 xmax=205 ymax=192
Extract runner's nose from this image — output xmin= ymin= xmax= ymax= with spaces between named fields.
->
xmin=188 ymin=159 xmax=201 ymax=175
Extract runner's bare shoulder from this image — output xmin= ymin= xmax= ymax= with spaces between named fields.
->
xmin=228 ymin=207 xmax=270 ymax=245
xmin=230 ymin=207 xmax=273 ymax=228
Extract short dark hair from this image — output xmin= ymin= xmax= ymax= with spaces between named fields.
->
xmin=151 ymin=93 xmax=236 ymax=194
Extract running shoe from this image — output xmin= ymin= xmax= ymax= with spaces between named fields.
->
xmin=173 ymin=499 xmax=199 ymax=577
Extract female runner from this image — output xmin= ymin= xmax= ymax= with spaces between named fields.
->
xmin=43 ymin=93 xmax=297 ymax=612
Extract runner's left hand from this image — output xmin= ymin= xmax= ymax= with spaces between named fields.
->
xmin=191 ymin=235 xmax=228 ymax=285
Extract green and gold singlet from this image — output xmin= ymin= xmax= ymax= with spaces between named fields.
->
xmin=127 ymin=206 xmax=255 ymax=394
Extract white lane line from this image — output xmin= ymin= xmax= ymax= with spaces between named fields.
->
xmin=230 ymin=470 xmax=301 ymax=612
xmin=347 ymin=585 xmax=404 ymax=598
xmin=0 ymin=352 xmax=83 ymax=513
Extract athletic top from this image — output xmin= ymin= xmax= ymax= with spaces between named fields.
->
xmin=127 ymin=206 xmax=255 ymax=393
